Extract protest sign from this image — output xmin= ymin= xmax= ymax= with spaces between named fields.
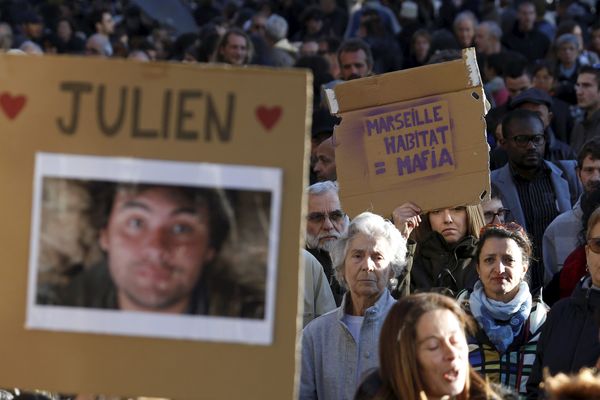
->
xmin=326 ymin=48 xmax=490 ymax=216
xmin=0 ymin=54 xmax=311 ymax=399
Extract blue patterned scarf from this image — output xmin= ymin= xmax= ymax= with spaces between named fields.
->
xmin=469 ymin=280 xmax=532 ymax=353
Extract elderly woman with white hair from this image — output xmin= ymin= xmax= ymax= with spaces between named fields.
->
xmin=300 ymin=212 xmax=407 ymax=400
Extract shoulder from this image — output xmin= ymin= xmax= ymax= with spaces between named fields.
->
xmin=303 ymin=306 xmax=340 ymax=336
xmin=529 ymin=299 xmax=550 ymax=333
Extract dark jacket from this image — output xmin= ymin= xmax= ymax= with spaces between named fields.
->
xmin=306 ymin=247 xmax=345 ymax=306
xmin=526 ymin=278 xmax=600 ymax=398
xmin=501 ymin=23 xmax=550 ymax=63
xmin=409 ymin=232 xmax=478 ymax=296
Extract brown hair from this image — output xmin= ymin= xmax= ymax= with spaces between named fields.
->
xmin=376 ymin=293 xmax=498 ymax=399
xmin=586 ymin=206 xmax=600 ymax=240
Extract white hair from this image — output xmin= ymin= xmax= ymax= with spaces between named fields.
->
xmin=330 ymin=212 xmax=407 ymax=289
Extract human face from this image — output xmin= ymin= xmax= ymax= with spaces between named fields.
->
xmin=532 ymin=68 xmax=554 ymax=94
xmin=339 ymin=49 xmax=370 ymax=80
xmin=502 ymin=117 xmax=545 ymax=170
xmin=100 ymin=187 xmax=215 ymax=313
xmin=592 ymin=29 xmax=600 ymax=54
xmin=482 ymin=198 xmax=509 ymax=224
xmin=517 ymin=3 xmax=536 ymax=32
xmin=575 ymin=72 xmax=600 ymax=112
xmin=306 ymin=191 xmax=348 ymax=251
xmin=454 ymin=19 xmax=475 ymax=48
xmin=477 ymin=237 xmax=528 ymax=302
xmin=220 ymin=33 xmax=248 ymax=65
xmin=344 ymin=233 xmax=392 ymax=304
xmin=519 ymin=102 xmax=552 ymax=129
xmin=474 ymin=25 xmax=491 ymax=54
xmin=414 ymin=35 xmax=430 ymax=62
xmin=416 ymin=309 xmax=469 ymax=400
xmin=585 ymin=221 xmax=600 ymax=287
xmin=314 ymin=138 xmax=337 ymax=181
xmin=505 ymin=74 xmax=532 ymax=98
xmin=429 ymin=207 xmax=468 ymax=244
xmin=557 ymin=42 xmax=578 ymax=67
xmin=98 ymin=12 xmax=115 ymax=35
xmin=57 ymin=20 xmax=71 ymax=42
xmin=578 ymin=156 xmax=600 ymax=193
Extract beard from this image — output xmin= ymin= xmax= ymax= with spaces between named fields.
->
xmin=306 ymin=231 xmax=339 ymax=252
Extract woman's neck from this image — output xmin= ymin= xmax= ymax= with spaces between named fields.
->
xmin=347 ymin=292 xmax=382 ymax=316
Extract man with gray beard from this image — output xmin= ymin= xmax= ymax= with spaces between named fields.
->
xmin=305 ymin=181 xmax=349 ymax=305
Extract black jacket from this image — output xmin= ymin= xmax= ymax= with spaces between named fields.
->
xmin=526 ymin=277 xmax=600 ymax=398
xmin=408 ymin=232 xmax=478 ymax=296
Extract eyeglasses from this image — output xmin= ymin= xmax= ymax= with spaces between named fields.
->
xmin=479 ymin=221 xmax=526 ymax=237
xmin=307 ymin=210 xmax=346 ymax=224
xmin=511 ymin=134 xmax=545 ymax=147
xmin=587 ymin=237 xmax=600 ymax=254
xmin=483 ymin=208 xmax=511 ymax=224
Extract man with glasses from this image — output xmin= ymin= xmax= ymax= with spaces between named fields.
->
xmin=570 ymin=65 xmax=600 ymax=153
xmin=305 ymin=181 xmax=349 ymax=304
xmin=491 ymin=109 xmax=581 ymax=291
xmin=543 ymin=138 xmax=600 ymax=285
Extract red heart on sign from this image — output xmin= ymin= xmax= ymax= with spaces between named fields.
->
xmin=0 ymin=93 xmax=26 ymax=120
xmin=256 ymin=106 xmax=282 ymax=131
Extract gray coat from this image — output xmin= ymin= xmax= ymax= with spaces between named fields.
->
xmin=300 ymin=290 xmax=395 ymax=400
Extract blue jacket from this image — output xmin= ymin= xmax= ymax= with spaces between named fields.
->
xmin=491 ymin=160 xmax=581 ymax=231
xmin=300 ymin=290 xmax=395 ymax=400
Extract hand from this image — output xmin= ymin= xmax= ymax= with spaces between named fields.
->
xmin=392 ymin=202 xmax=422 ymax=239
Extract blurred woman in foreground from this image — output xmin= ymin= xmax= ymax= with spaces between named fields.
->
xmin=356 ymin=293 xmax=507 ymax=399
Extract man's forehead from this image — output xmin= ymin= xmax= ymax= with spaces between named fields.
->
xmin=308 ymin=191 xmax=341 ymax=212
xmin=340 ymin=49 xmax=366 ymax=63
xmin=578 ymin=73 xmax=599 ymax=86
xmin=507 ymin=118 xmax=543 ymax=135
xmin=582 ymin=156 xmax=600 ymax=168
xmin=114 ymin=186 xmax=201 ymax=210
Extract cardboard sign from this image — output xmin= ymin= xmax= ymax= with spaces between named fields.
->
xmin=0 ymin=54 xmax=311 ymax=399
xmin=327 ymin=48 xmax=490 ymax=217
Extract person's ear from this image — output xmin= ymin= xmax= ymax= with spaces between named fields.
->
xmin=99 ymin=228 xmax=109 ymax=251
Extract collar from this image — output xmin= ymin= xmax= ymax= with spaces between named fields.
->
xmin=337 ymin=289 xmax=393 ymax=320
xmin=509 ymin=160 xmax=549 ymax=180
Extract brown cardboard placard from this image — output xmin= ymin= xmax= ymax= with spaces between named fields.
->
xmin=327 ymin=48 xmax=490 ymax=217
xmin=0 ymin=54 xmax=311 ymax=399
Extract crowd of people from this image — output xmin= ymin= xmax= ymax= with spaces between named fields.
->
xmin=2 ymin=0 xmax=600 ymax=399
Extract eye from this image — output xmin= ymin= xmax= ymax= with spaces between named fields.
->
xmin=126 ymin=217 xmax=144 ymax=230
xmin=171 ymin=223 xmax=193 ymax=235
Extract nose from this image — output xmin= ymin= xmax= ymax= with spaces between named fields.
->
xmin=144 ymin=228 xmax=168 ymax=261
xmin=492 ymin=213 xmax=501 ymax=224
xmin=441 ymin=339 xmax=459 ymax=360
xmin=442 ymin=209 xmax=453 ymax=223
xmin=496 ymin=261 xmax=506 ymax=274
xmin=322 ymin=214 xmax=334 ymax=230
xmin=362 ymin=256 xmax=376 ymax=272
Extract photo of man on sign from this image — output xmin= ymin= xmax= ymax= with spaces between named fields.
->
xmin=28 ymin=153 xmax=281 ymax=344
xmin=38 ymin=181 xmax=264 ymax=318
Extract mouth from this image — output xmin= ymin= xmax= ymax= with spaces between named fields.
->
xmin=443 ymin=367 xmax=460 ymax=382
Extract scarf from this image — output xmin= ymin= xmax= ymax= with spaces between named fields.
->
xmin=469 ymin=280 xmax=532 ymax=353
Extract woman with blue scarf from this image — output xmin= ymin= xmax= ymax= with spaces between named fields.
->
xmin=458 ymin=223 xmax=549 ymax=396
